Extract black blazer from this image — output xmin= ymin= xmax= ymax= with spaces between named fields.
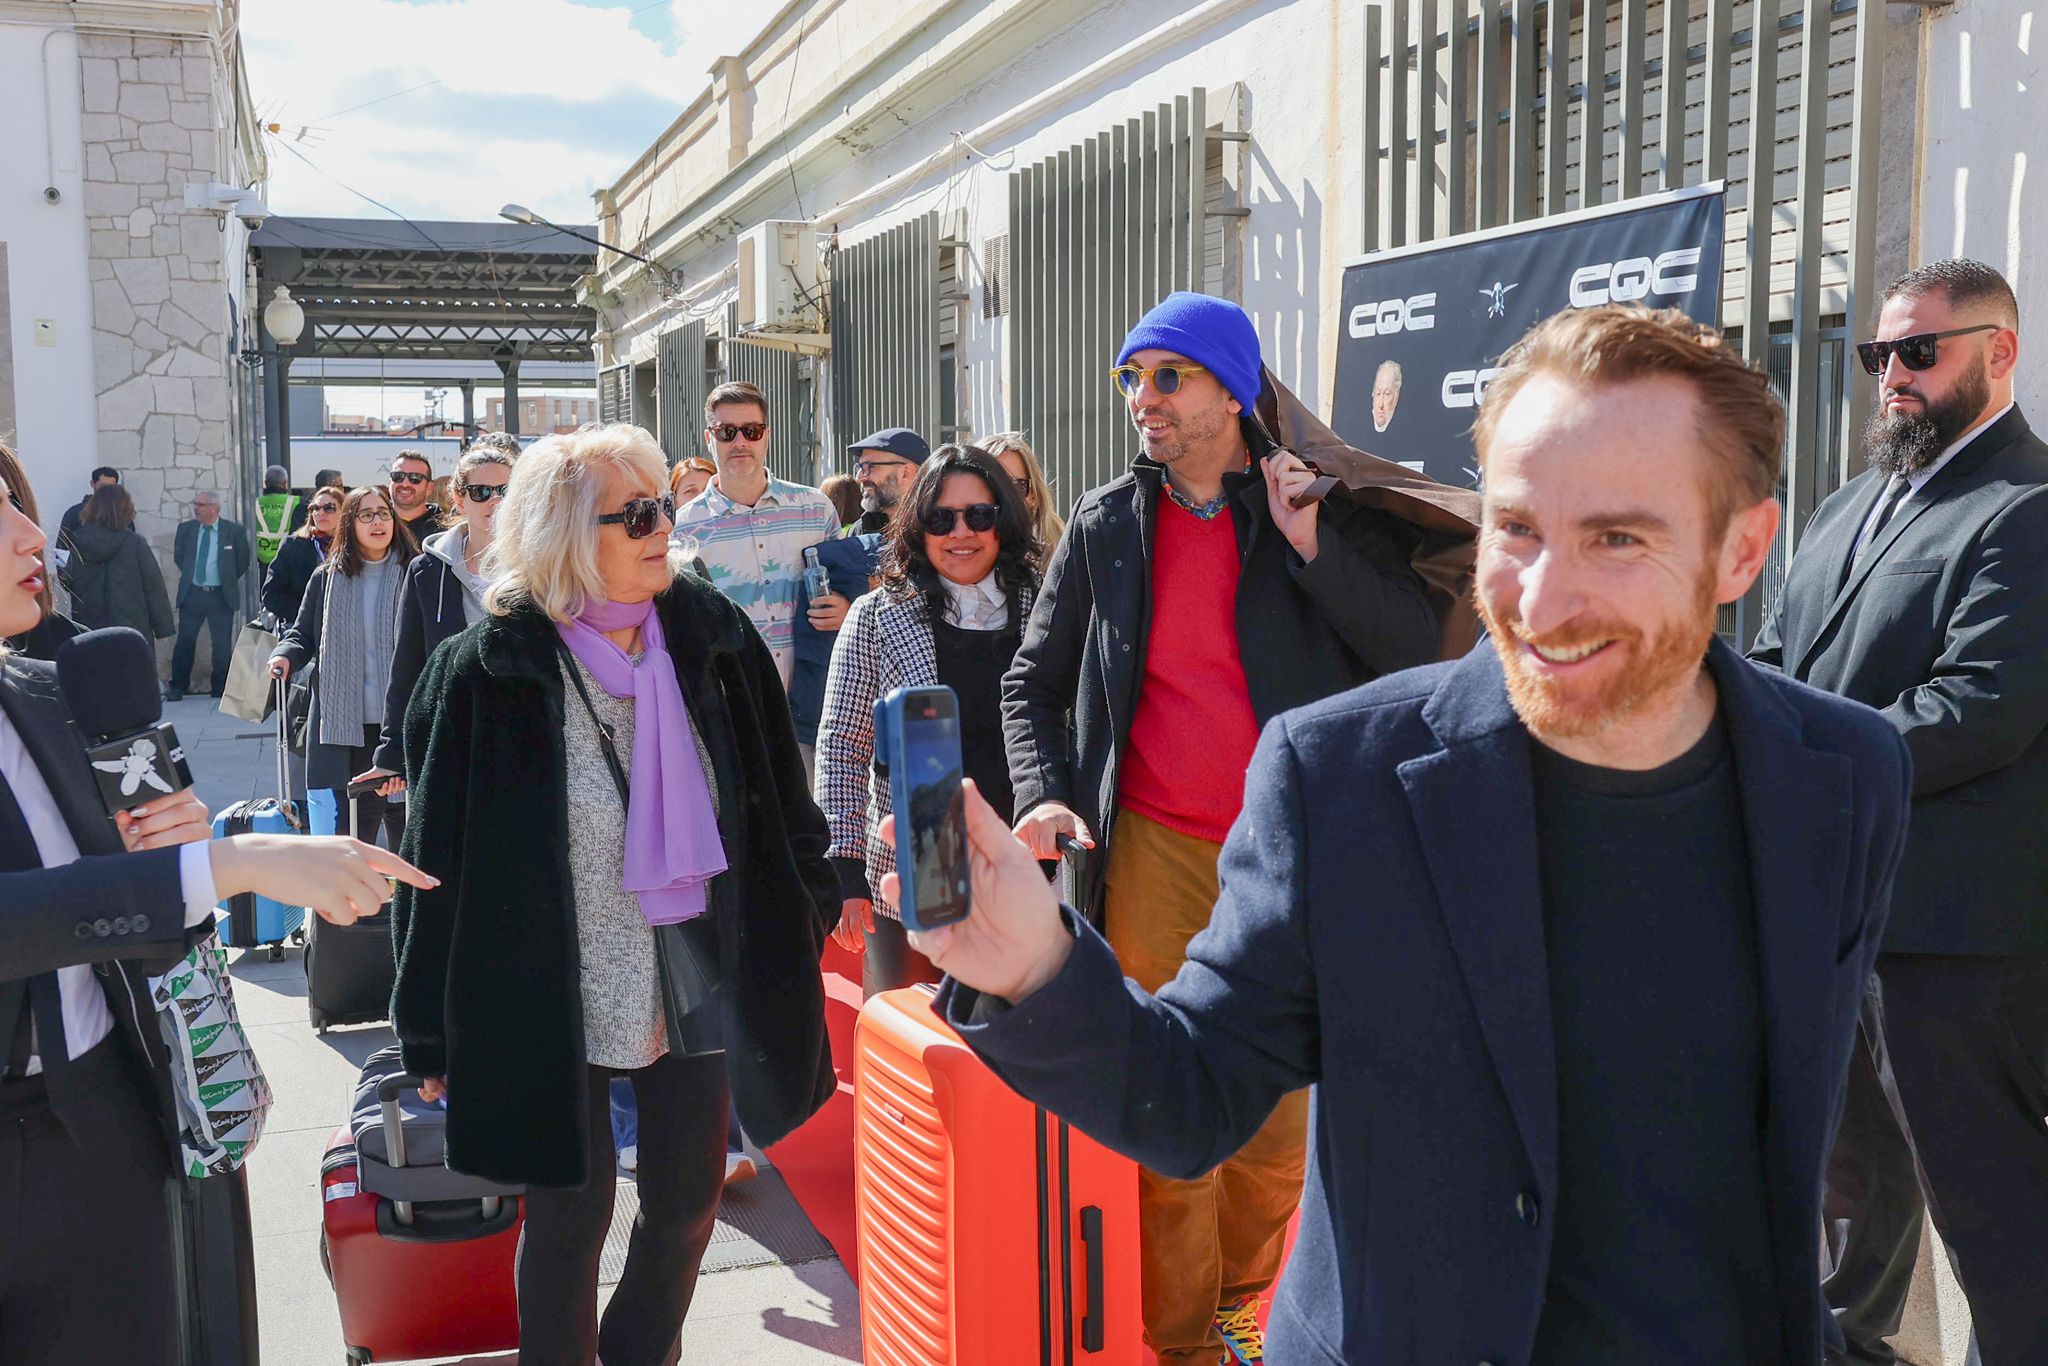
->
xmin=0 ymin=653 xmax=198 ymax=1152
xmin=944 ymin=642 xmax=1912 ymax=1365
xmin=173 ymin=517 xmax=253 ymax=613
xmin=260 ymin=534 xmax=326 ymax=625
xmin=389 ymin=574 xmax=840 ymax=1188
xmin=370 ymin=546 xmax=474 ymax=773
xmin=1750 ymin=406 xmax=2048 ymax=954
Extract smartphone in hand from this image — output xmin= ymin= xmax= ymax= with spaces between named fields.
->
xmin=873 ymin=685 xmax=971 ymax=933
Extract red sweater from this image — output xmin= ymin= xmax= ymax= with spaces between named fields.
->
xmin=1118 ymin=500 xmax=1261 ymax=844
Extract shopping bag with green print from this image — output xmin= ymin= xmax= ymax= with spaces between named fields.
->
xmin=150 ymin=930 xmax=274 ymax=1178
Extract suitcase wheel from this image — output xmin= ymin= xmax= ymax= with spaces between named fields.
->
xmin=345 ymin=1349 xmax=372 ymax=1364
xmin=266 ymin=943 xmax=285 ymax=962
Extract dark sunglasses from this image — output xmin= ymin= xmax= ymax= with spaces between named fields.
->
xmin=307 ymin=502 xmax=340 ymax=515
xmin=709 ymin=422 xmax=768 ymax=442
xmin=1855 ymin=324 xmax=1998 ymax=376
xmin=389 ymin=470 xmax=432 ymax=485
xmin=457 ymin=481 xmax=508 ymax=503
xmin=920 ymin=503 xmax=999 ymax=536
xmin=1110 ymin=362 xmax=1210 ymax=397
xmin=597 ymin=495 xmax=675 ymax=539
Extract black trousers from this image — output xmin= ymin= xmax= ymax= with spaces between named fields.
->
xmin=170 ymin=586 xmax=234 ymax=692
xmin=516 ymin=1048 xmax=728 ymax=1366
xmin=861 ymin=913 xmax=942 ymax=999
xmin=330 ymin=729 xmax=404 ymax=849
xmin=1823 ymin=980 xmax=1927 ymax=1365
xmin=1871 ymin=954 xmax=2048 ymax=1365
xmin=0 ymin=1037 xmax=177 ymax=1362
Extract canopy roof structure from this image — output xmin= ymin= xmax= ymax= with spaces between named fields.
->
xmin=249 ymin=216 xmax=598 ymax=371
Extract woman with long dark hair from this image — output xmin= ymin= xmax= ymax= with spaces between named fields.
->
xmin=0 ymin=442 xmax=83 ymax=657
xmin=814 ymin=443 xmax=1041 ymax=996
xmin=62 ymin=484 xmax=174 ymax=643
xmin=268 ymin=485 xmax=418 ymax=848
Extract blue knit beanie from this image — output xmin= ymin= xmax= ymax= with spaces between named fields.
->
xmin=1116 ymin=292 xmax=1265 ymax=411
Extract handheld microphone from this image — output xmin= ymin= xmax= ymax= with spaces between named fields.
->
xmin=54 ymin=627 xmax=195 ymax=817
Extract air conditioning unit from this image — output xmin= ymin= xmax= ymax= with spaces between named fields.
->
xmin=736 ymin=221 xmax=820 ymax=332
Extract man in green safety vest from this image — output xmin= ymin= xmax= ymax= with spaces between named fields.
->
xmin=253 ymin=464 xmax=300 ymax=571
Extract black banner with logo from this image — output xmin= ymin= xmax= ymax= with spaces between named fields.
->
xmin=1329 ymin=186 xmax=1726 ymax=487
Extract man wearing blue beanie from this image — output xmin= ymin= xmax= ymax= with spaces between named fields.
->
xmin=1002 ymin=290 xmax=1443 ymax=1364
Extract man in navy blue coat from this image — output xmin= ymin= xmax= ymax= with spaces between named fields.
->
xmin=888 ymin=306 xmax=1914 ymax=1364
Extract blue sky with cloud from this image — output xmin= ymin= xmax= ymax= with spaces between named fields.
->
xmin=245 ymin=0 xmax=765 ymax=225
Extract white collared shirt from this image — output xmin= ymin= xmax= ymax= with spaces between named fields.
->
xmin=941 ymin=573 xmax=1009 ymax=631
xmin=1854 ymin=401 xmax=2014 ymax=554
xmin=1 ymin=704 xmax=220 ymax=1072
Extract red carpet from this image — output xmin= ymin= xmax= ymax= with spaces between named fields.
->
xmin=765 ymin=941 xmax=865 ymax=1276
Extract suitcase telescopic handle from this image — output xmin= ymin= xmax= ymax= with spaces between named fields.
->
xmin=1055 ymin=834 xmax=1086 ymax=858
xmin=375 ymin=1071 xmax=432 ymax=1226
xmin=1080 ymin=1204 xmax=1105 ymax=1352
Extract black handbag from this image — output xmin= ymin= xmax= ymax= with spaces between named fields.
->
xmin=556 ymin=639 xmax=728 ymax=1057
xmin=285 ymin=658 xmax=316 ymax=757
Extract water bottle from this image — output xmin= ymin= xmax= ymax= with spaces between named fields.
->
xmin=802 ymin=545 xmax=830 ymax=603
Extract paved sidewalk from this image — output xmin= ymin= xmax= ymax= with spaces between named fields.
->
xmin=172 ymin=695 xmax=863 ymax=1365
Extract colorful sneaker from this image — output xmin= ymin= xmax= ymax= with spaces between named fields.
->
xmin=1214 ymin=1296 xmax=1264 ymax=1365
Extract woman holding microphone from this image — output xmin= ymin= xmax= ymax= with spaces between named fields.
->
xmin=390 ymin=423 xmax=836 ymax=1366
xmin=0 ymin=467 xmax=430 ymax=1363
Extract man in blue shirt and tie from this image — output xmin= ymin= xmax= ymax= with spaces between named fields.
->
xmin=167 ymin=489 xmax=251 ymax=700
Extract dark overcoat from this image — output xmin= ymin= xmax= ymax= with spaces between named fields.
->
xmin=389 ymin=572 xmax=840 ymax=1188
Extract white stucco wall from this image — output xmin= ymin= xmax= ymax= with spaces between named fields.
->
xmin=601 ymin=0 xmax=1363 ymax=462
xmin=1915 ymin=4 xmax=2046 ymax=416
xmin=0 ymin=21 xmax=99 ymax=534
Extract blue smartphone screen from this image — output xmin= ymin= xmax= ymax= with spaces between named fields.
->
xmin=896 ymin=692 xmax=970 ymax=930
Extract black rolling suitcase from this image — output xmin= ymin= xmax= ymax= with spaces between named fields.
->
xmin=171 ymin=1165 xmax=260 ymax=1365
xmin=305 ymin=776 xmax=397 ymax=1033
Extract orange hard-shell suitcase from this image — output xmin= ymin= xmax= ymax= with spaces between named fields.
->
xmin=856 ymin=984 xmax=1143 ymax=1365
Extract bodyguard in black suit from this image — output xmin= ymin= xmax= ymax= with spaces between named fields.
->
xmin=1750 ymin=259 xmax=2048 ymax=1364
xmin=897 ymin=307 xmax=1913 ymax=1364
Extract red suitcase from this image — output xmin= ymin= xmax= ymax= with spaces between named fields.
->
xmin=856 ymin=984 xmax=1143 ymax=1365
xmin=319 ymin=1050 xmax=523 ymax=1362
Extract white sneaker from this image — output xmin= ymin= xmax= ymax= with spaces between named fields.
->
xmin=723 ymin=1151 xmax=758 ymax=1187
xmin=618 ymin=1144 xmax=638 ymax=1173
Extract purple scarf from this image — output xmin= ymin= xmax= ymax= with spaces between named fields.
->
xmin=556 ymin=598 xmax=726 ymax=925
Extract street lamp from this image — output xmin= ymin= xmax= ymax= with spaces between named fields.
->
xmin=263 ymin=286 xmax=305 ymax=347
xmin=499 ymin=202 xmax=681 ymax=297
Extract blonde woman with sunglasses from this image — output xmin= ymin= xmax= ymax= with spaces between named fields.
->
xmin=982 ymin=430 xmax=1066 ymax=550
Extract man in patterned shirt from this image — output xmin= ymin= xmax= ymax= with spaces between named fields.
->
xmin=672 ymin=381 xmax=845 ymax=689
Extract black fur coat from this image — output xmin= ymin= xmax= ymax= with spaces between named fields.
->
xmin=390 ymin=573 xmax=839 ymax=1188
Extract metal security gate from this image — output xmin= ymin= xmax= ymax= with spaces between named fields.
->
xmin=722 ymin=303 xmax=816 ymax=485
xmin=829 ymin=212 xmax=941 ymax=469
xmin=599 ymin=362 xmax=631 ymax=425
xmin=656 ymin=319 xmax=711 ymax=466
xmin=1008 ymin=87 xmax=1247 ymax=511
xmin=1361 ymin=0 xmax=1884 ymax=639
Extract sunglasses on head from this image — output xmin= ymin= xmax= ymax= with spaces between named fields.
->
xmin=920 ymin=504 xmax=1000 ymax=536
xmin=709 ymin=422 xmax=768 ymax=443
xmin=1855 ymin=324 xmax=1999 ymax=376
xmin=389 ymin=470 xmax=431 ymax=486
xmin=1110 ymin=362 xmax=1210 ymax=397
xmin=597 ymin=494 xmax=675 ymax=539
xmin=457 ymin=481 xmax=508 ymax=503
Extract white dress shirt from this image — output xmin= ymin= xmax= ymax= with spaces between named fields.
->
xmin=1854 ymin=401 xmax=2014 ymax=555
xmin=0 ymin=704 xmax=219 ymax=1071
xmin=940 ymin=574 xmax=1009 ymax=631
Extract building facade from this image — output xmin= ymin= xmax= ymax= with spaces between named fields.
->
xmin=0 ymin=0 xmax=266 ymax=608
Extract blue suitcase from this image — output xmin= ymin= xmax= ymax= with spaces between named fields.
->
xmin=214 ymin=679 xmax=308 ymax=960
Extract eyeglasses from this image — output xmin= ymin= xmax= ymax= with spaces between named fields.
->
xmin=457 ymin=482 xmax=508 ymax=503
xmin=308 ymin=503 xmax=340 ymax=515
xmin=355 ymin=509 xmax=395 ymax=524
xmin=854 ymin=459 xmax=915 ymax=478
xmin=1011 ymin=476 xmax=1032 ymax=496
xmin=1110 ymin=362 xmax=1210 ymax=397
xmin=920 ymin=504 xmax=999 ymax=536
xmin=1855 ymin=324 xmax=1999 ymax=376
xmin=389 ymin=470 xmax=432 ymax=486
xmin=597 ymin=495 xmax=675 ymax=539
xmin=708 ymin=422 xmax=768 ymax=443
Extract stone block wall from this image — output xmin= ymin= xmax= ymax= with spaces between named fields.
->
xmin=78 ymin=33 xmax=237 ymax=557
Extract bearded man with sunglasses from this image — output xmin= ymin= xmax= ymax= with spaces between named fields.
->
xmin=387 ymin=451 xmax=443 ymax=530
xmin=1751 ymin=258 xmax=2048 ymax=1364
xmin=1003 ymin=291 xmax=1441 ymax=1365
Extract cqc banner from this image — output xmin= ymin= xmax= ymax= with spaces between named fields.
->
xmin=1330 ymin=185 xmax=1726 ymax=488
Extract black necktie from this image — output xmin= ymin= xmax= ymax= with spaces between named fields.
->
xmin=0 ymin=774 xmax=49 ymax=1075
xmin=1855 ymin=477 xmax=1912 ymax=569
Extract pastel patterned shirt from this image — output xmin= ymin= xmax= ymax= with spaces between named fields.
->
xmin=672 ymin=475 xmax=837 ymax=687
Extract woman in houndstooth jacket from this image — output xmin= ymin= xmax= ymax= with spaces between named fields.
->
xmin=814 ymin=444 xmax=1041 ymax=998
